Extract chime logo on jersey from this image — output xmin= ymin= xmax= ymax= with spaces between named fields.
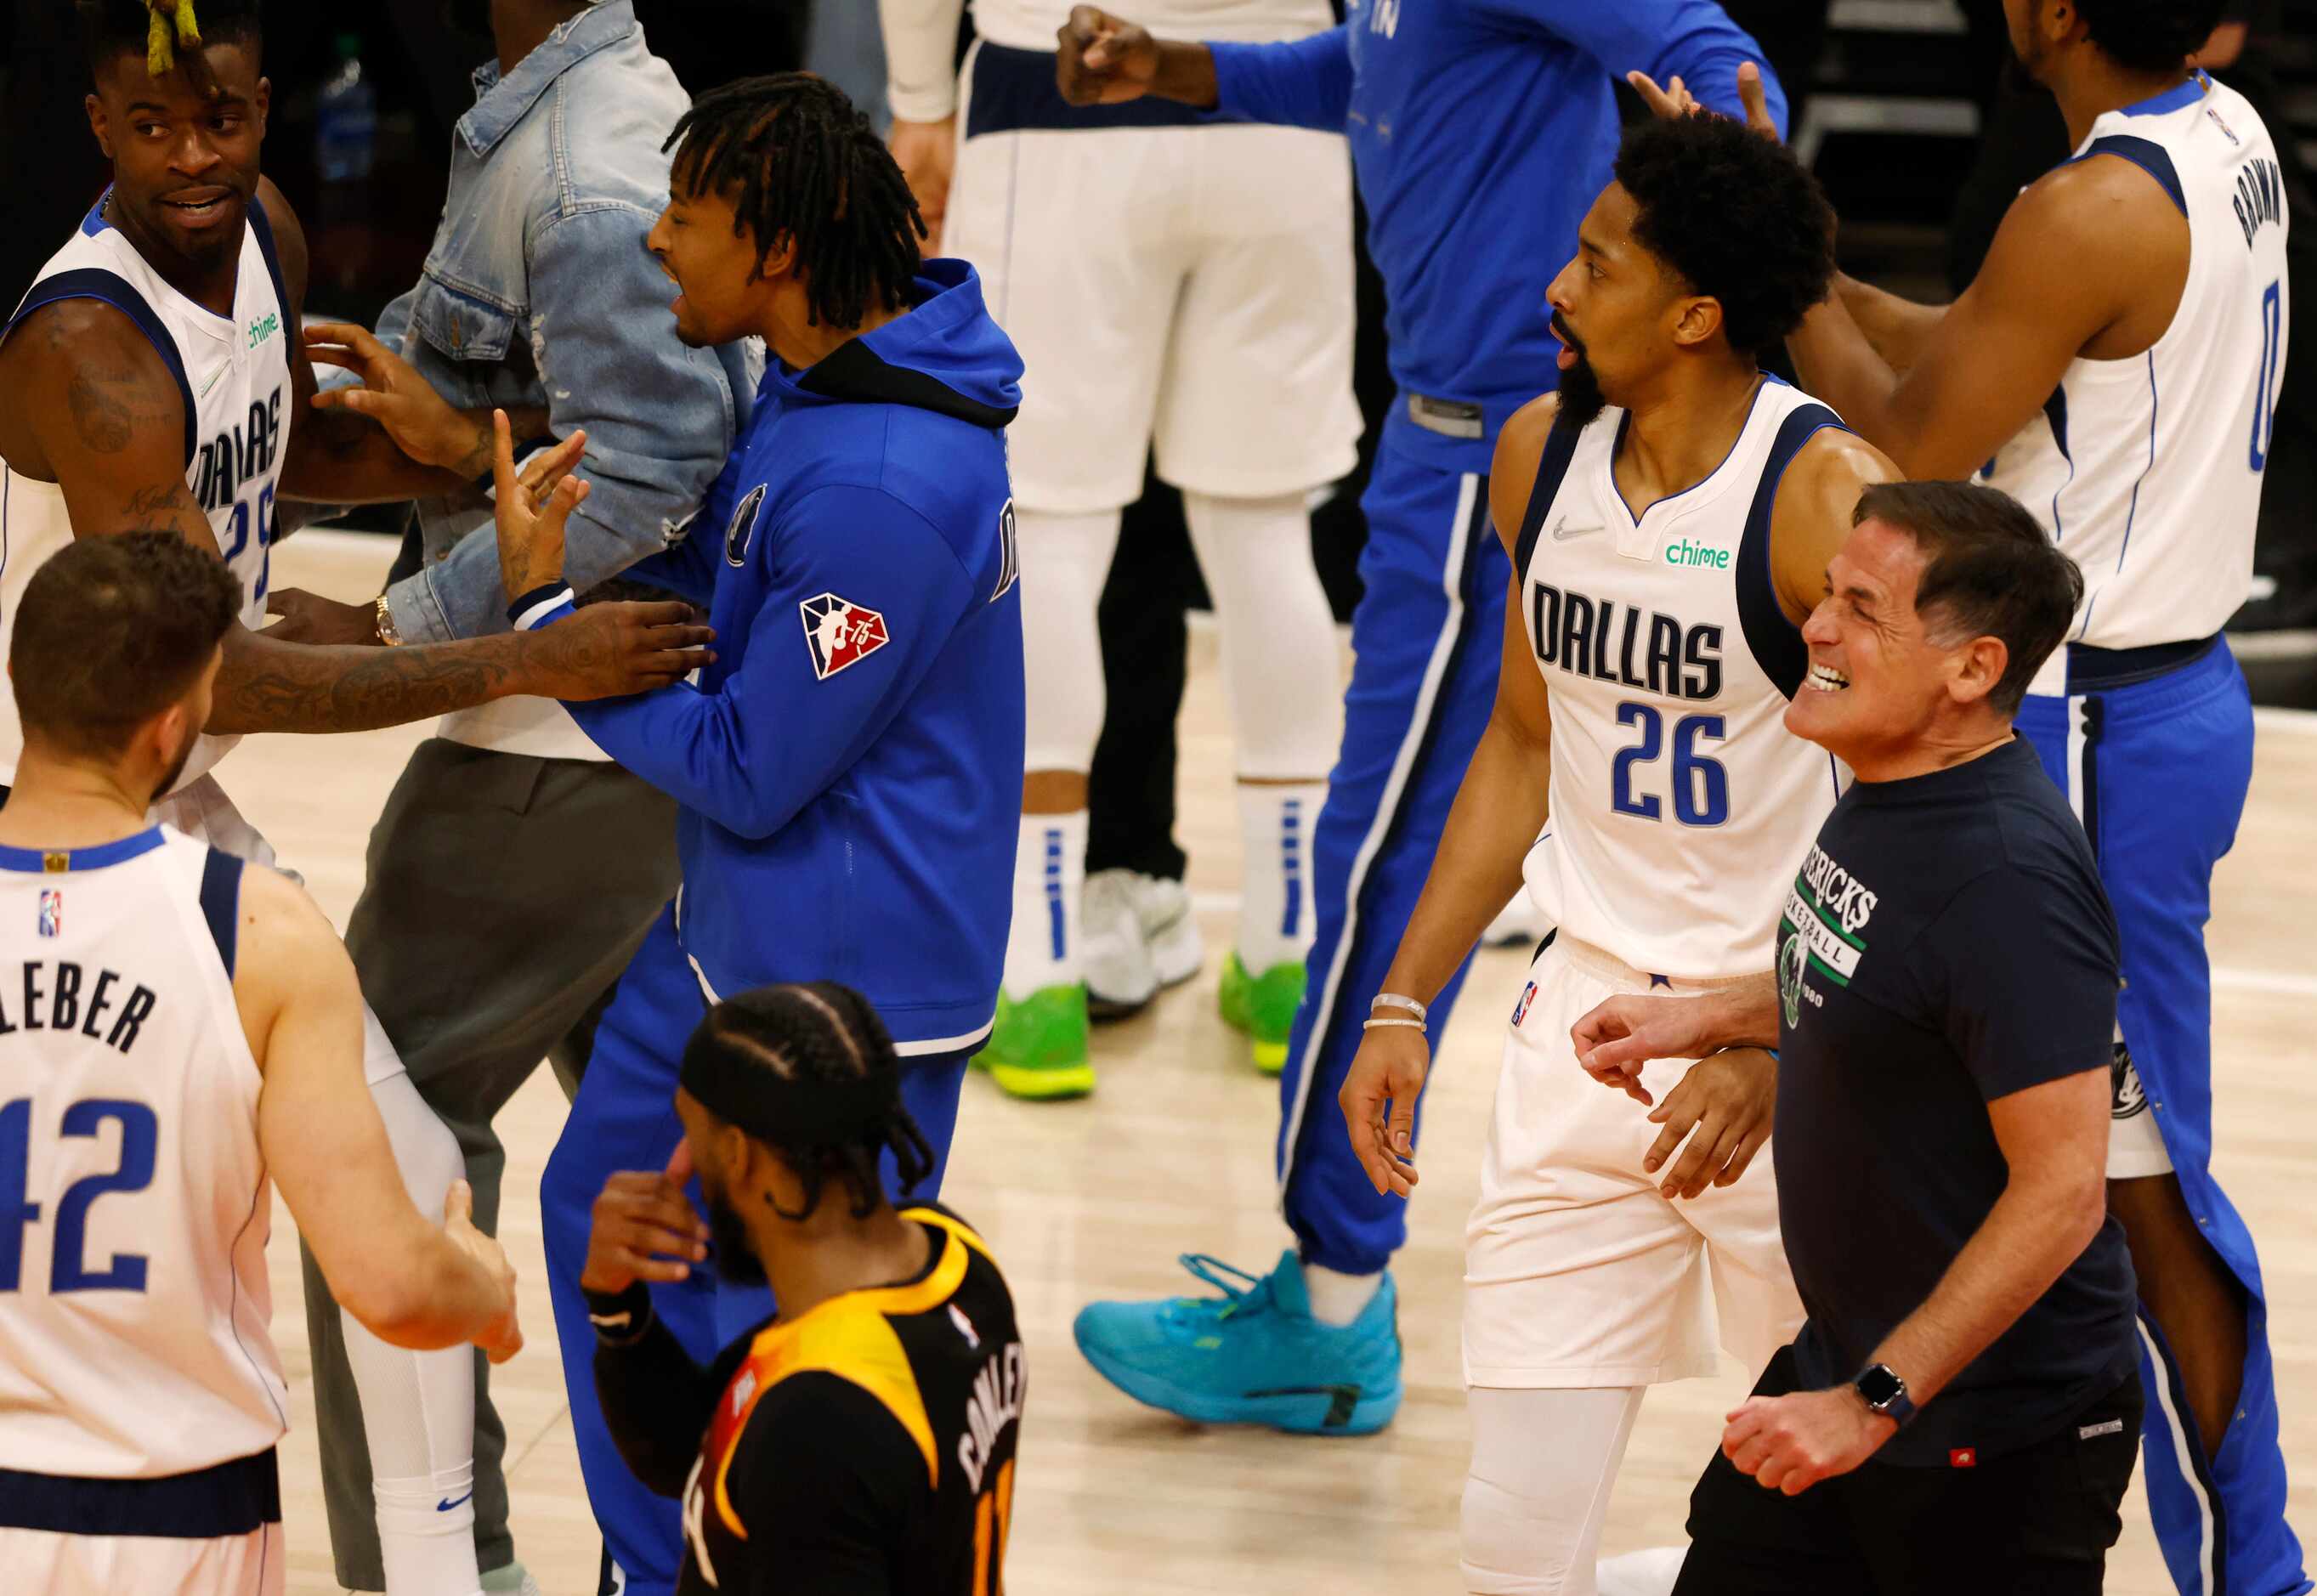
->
xmin=801 ymin=593 xmax=891 ymax=680
xmin=724 ymin=483 xmax=768 ymax=568
xmin=1510 ymin=980 xmax=1538 ymax=1027
xmin=37 ymin=890 xmax=60 ymax=940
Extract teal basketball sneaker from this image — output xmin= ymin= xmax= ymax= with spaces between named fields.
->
xmin=1073 ymin=1252 xmax=1401 ymax=1435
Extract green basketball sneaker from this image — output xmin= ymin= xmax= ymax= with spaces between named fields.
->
xmin=1218 ymin=952 xmax=1304 ymax=1075
xmin=972 ymin=984 xmax=1093 ymax=1099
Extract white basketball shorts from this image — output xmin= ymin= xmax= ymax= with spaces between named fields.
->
xmin=945 ymin=56 xmax=1360 ymax=512
xmin=1464 ymin=937 xmax=1803 ymax=1389
xmin=0 ymin=1524 xmax=285 ymax=1595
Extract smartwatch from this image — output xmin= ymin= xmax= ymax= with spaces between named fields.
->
xmin=1854 ymin=1363 xmax=1917 ymax=1427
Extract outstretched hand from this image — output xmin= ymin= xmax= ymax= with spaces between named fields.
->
xmin=1626 ymin=60 xmax=1780 ymax=141
xmin=307 ymin=321 xmax=490 ymax=475
xmin=491 ymin=409 xmax=587 ymax=601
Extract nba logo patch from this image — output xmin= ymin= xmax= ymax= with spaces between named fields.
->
xmin=1510 ymin=980 xmax=1538 ymax=1027
xmin=37 ymin=889 xmax=61 ymax=939
xmin=799 ymin=593 xmax=891 ymax=680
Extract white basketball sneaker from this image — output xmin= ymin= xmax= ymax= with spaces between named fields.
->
xmin=1128 ymin=871 xmax=1204 ymax=989
xmin=1084 ymin=869 xmax=1159 ymax=1019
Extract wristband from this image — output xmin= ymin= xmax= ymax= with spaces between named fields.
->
xmin=583 ymin=1281 xmax=654 ymax=1347
xmin=1362 ymin=1016 xmax=1425 ymax=1032
xmin=1371 ymin=992 xmax=1427 ymax=1023
xmin=508 ymin=582 xmax=576 ymax=631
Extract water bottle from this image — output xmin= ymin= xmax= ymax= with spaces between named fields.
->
xmin=314 ymin=33 xmax=377 ymax=184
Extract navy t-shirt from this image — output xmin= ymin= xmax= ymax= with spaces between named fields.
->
xmin=1773 ymin=736 xmax=2139 ymax=1465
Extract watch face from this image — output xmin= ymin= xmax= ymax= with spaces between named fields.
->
xmin=1857 ymin=1365 xmax=1904 ymax=1407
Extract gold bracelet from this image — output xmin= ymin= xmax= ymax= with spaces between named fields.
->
xmin=374 ymin=594 xmax=404 ymax=646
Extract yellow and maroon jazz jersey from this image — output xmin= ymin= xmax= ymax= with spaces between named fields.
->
xmin=592 ymin=1203 xmax=1024 ymax=1595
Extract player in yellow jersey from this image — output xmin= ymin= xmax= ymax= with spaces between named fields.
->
xmin=582 ymin=982 xmax=1023 ymax=1595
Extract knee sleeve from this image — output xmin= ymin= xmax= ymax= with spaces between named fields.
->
xmin=1181 ymin=490 xmax=1343 ymax=779
xmin=348 ymin=1067 xmax=482 ymax=1596
xmin=1460 ymin=1387 xmax=1646 ymax=1596
xmin=1017 ymin=507 xmax=1123 ymax=772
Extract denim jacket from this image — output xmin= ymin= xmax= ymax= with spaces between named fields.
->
xmin=377 ymin=1 xmax=758 ymax=646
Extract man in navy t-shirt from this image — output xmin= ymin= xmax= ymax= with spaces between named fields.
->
xmin=1572 ymin=481 xmax=2141 ymax=1591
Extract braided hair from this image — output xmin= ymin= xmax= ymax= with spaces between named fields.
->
xmin=663 ymin=73 xmax=925 ymax=331
xmin=688 ymin=982 xmax=937 ymax=1222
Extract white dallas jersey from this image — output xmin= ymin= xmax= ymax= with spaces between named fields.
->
xmin=1985 ymin=73 xmax=2289 ymax=665
xmin=0 ymin=828 xmax=286 ymax=1478
xmin=0 ymin=190 xmax=291 ymax=790
xmin=1515 ymin=381 xmax=1844 ymax=980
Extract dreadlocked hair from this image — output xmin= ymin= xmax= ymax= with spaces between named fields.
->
xmin=697 ymin=982 xmax=936 ymax=1222
xmin=663 ymin=73 xmax=925 ymax=331
xmin=80 ymin=0 xmax=258 ymax=76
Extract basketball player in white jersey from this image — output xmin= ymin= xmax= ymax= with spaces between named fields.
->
xmin=878 ymin=0 xmax=1357 ymax=1094
xmin=0 ymin=533 xmax=521 ymax=1596
xmin=0 ymin=7 xmax=710 ymax=1592
xmin=1719 ymin=1 xmax=2302 ymax=1584
xmin=1333 ymin=112 xmax=1894 ymax=1595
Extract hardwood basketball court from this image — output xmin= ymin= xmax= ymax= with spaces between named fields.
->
xmin=244 ymin=532 xmax=2314 ymax=1595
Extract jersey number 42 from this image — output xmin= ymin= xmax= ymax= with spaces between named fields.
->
xmin=0 ymin=1098 xmax=156 ymax=1293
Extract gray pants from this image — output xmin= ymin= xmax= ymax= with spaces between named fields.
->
xmin=300 ymin=740 xmax=679 ymax=1590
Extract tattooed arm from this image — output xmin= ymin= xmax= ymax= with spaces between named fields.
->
xmin=255 ymin=179 xmax=543 ymax=505
xmin=2 ymin=299 xmax=715 ymax=733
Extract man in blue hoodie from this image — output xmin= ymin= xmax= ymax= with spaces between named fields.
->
xmin=490 ymin=74 xmax=1025 ymax=1596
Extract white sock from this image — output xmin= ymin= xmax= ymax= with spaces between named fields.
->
xmin=1303 ymin=1260 xmax=1383 ymax=1327
xmin=374 ymin=1463 xmax=484 ymax=1596
xmin=1238 ymin=782 xmax=1328 ymax=975
xmin=1004 ymin=809 xmax=1088 ymax=996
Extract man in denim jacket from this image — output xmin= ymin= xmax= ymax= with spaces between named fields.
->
xmin=271 ymin=5 xmax=757 ymax=1592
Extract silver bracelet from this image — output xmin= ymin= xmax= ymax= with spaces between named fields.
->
xmin=1362 ymin=1016 xmax=1425 ymax=1031
xmin=1371 ymin=992 xmax=1427 ymax=1023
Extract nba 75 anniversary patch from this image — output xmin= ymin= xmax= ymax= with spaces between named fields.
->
xmin=800 ymin=593 xmax=891 ymax=680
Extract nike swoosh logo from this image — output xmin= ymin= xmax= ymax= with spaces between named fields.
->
xmin=1550 ymin=521 xmax=1603 ymax=541
xmin=196 ymin=365 xmax=227 ymax=399
xmin=437 ymin=1492 xmax=474 ymax=1512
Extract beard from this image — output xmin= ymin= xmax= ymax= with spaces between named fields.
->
xmin=149 ymin=727 xmax=196 ymax=806
xmin=1557 ymin=350 xmax=1609 ymax=429
xmin=703 ymin=1183 xmax=768 ymax=1287
xmin=1549 ymin=313 xmax=1608 ymax=427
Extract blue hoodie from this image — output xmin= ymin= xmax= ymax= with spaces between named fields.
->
xmin=515 ymin=261 xmax=1026 ymax=1054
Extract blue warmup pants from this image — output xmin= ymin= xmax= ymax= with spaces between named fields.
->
xmin=540 ymin=905 xmax=970 ymax=1596
xmin=1275 ymin=439 xmax=1509 ymax=1276
xmin=2020 ymin=638 xmax=2308 ymax=1596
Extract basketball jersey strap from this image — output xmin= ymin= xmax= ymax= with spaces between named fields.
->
xmin=242 ymin=199 xmax=294 ymax=334
xmin=1512 ymin=416 xmax=1585 ymax=576
xmin=1733 ymin=403 xmax=1843 ymax=701
xmin=2073 ymin=134 xmax=2188 ymax=218
xmin=3 ymin=269 xmax=197 ymax=467
xmin=199 ymin=847 xmax=244 ymax=978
